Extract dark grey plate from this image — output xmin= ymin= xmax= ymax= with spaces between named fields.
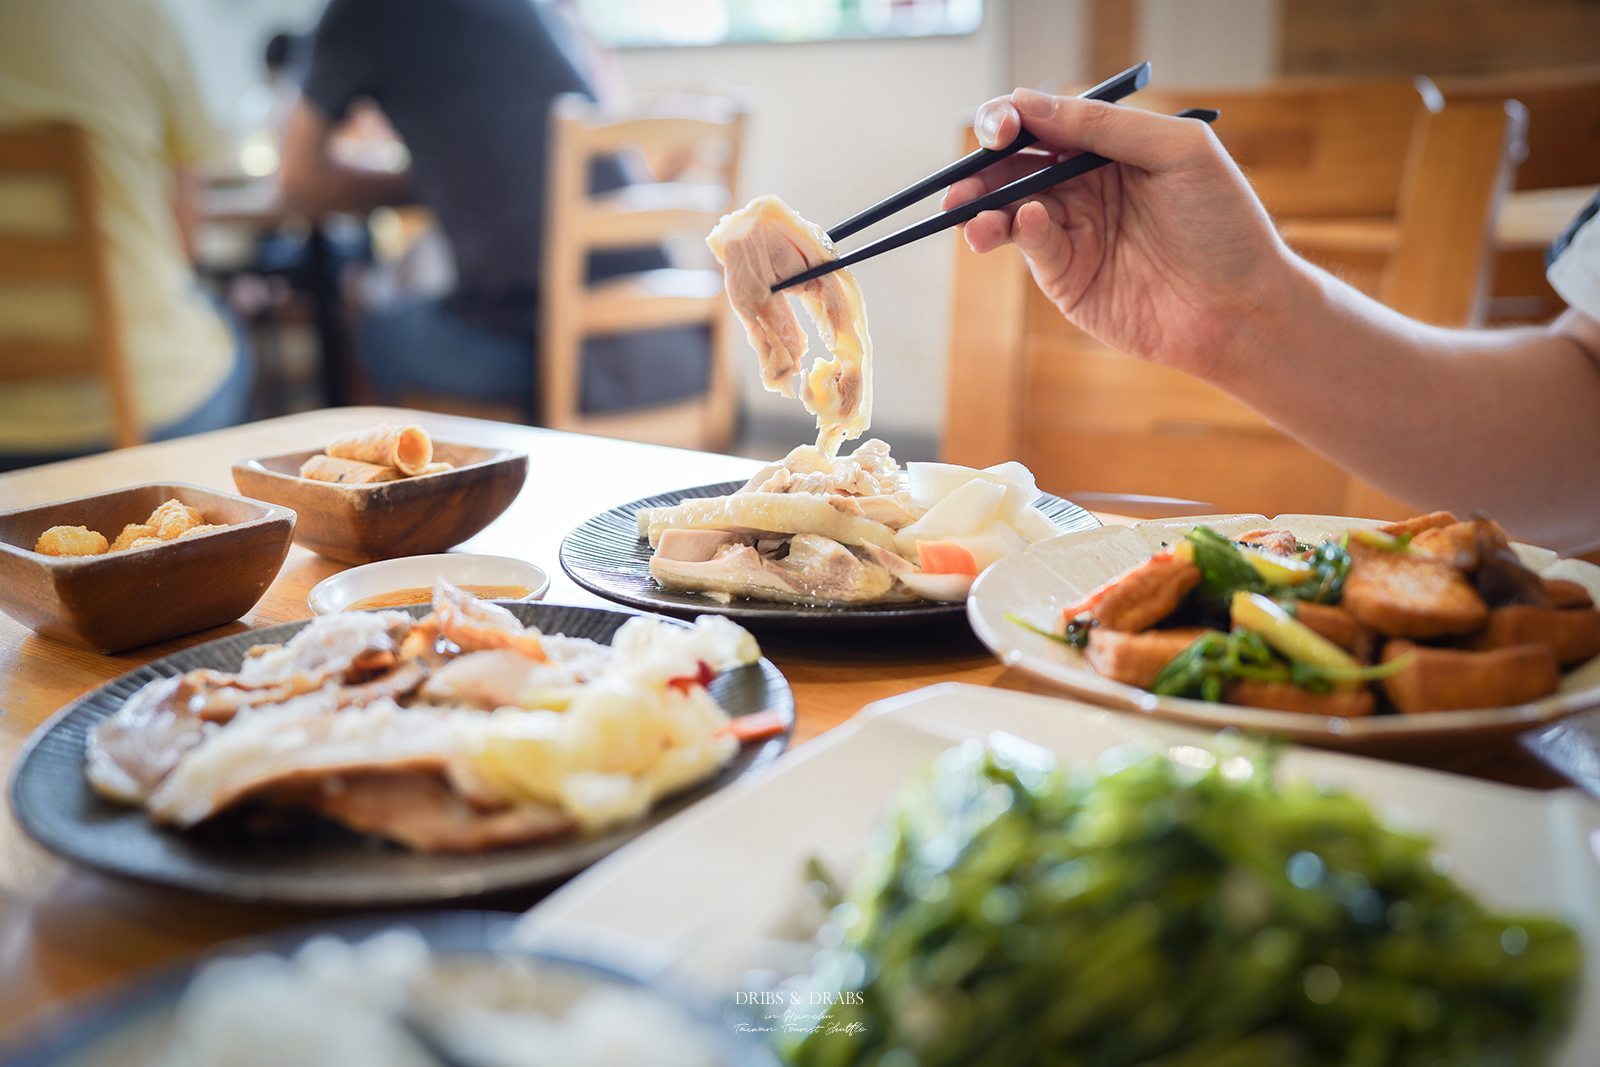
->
xmin=9 ymin=603 xmax=794 ymax=906
xmin=560 ymin=480 xmax=1099 ymax=627
xmin=0 ymin=910 xmax=778 ymax=1066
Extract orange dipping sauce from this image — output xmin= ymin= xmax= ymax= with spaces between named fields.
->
xmin=348 ymin=584 xmax=533 ymax=610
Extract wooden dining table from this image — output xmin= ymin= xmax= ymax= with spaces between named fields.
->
xmin=0 ymin=405 xmax=1575 ymax=1045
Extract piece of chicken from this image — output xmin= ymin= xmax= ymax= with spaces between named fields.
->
xmin=706 ymin=195 xmax=872 ymax=456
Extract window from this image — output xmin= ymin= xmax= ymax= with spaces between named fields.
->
xmin=579 ymin=0 xmax=983 ymax=47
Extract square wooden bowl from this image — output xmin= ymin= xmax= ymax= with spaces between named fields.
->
xmin=231 ymin=442 xmax=528 ymax=565
xmin=0 ymin=483 xmax=296 ymax=654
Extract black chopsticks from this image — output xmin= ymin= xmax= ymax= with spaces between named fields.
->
xmin=824 ymin=61 xmax=1152 ymax=245
xmin=770 ymin=65 xmax=1219 ymax=294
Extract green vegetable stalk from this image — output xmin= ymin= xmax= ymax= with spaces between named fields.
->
xmin=782 ymin=739 xmax=1581 ymax=1067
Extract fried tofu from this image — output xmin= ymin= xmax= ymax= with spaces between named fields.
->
xmin=1380 ymin=639 xmax=1561 ymax=713
xmin=1085 ymin=627 xmax=1213 ymax=689
xmin=1064 ymin=553 xmax=1201 ymax=633
xmin=1288 ymin=601 xmax=1377 ymax=662
xmin=1467 ymin=605 xmax=1600 ymax=666
xmin=1380 ymin=511 xmax=1458 ymax=539
xmin=1342 ymin=538 xmax=1488 ymax=639
xmin=1224 ymin=679 xmax=1375 ymax=717
xmin=1544 ymin=577 xmax=1595 ymax=610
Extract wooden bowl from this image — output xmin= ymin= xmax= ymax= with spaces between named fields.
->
xmin=231 ymin=442 xmax=528 ymax=565
xmin=0 ymin=483 xmax=295 ymax=654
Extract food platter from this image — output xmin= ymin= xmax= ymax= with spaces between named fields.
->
xmin=966 ymin=514 xmax=1600 ymax=767
xmin=514 ymin=684 xmax=1600 ymax=1066
xmin=560 ymin=480 xmax=1098 ymax=628
xmin=0 ymin=910 xmax=777 ymax=1066
xmin=9 ymin=604 xmax=794 ymax=906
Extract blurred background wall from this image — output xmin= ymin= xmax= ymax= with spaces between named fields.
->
xmin=156 ymin=0 xmax=1600 ymax=457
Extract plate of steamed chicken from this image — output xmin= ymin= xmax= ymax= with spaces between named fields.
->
xmin=969 ymin=510 xmax=1600 ymax=760
xmin=11 ymin=581 xmax=792 ymax=904
xmin=561 ymin=196 xmax=1095 ymax=624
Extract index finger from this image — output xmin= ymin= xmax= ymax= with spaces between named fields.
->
xmin=1009 ymin=88 xmax=1215 ymax=174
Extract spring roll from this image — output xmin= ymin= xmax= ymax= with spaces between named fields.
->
xmin=325 ymin=424 xmax=432 ymax=476
xmin=299 ymin=454 xmax=403 ymax=484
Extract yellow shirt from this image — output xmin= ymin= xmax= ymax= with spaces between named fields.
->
xmin=0 ymin=0 xmax=233 ymax=451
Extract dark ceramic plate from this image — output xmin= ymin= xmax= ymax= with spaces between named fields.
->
xmin=560 ymin=480 xmax=1099 ymax=627
xmin=0 ymin=910 xmax=778 ymax=1066
xmin=10 ymin=604 xmax=794 ymax=906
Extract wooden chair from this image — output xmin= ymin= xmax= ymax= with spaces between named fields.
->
xmin=1433 ymin=64 xmax=1600 ymax=324
xmin=943 ymin=78 xmax=1526 ymax=520
xmin=0 ymin=122 xmax=140 ymax=448
xmin=539 ymin=91 xmax=746 ymax=450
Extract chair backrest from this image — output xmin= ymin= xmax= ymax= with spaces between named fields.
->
xmin=1433 ymin=63 xmax=1600 ymax=192
xmin=1132 ymin=78 xmax=1524 ymax=327
xmin=0 ymin=122 xmax=141 ymax=448
xmin=540 ymin=91 xmax=746 ymax=450
xmin=1433 ymin=64 xmax=1600 ymax=324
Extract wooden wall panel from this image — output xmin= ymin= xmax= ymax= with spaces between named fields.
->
xmin=1281 ymin=0 xmax=1600 ymax=79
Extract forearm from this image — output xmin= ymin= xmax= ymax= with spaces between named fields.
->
xmin=1213 ymin=260 xmax=1600 ymax=554
xmin=278 ymin=100 xmax=413 ymax=216
xmin=279 ymin=156 xmax=412 ymax=216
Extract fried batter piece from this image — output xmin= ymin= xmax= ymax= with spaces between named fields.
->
xmin=1342 ymin=538 xmax=1488 ymax=639
xmin=1380 ymin=639 xmax=1561 ymax=713
xmin=1224 ymin=679 xmax=1376 ymax=717
xmin=1085 ymin=627 xmax=1214 ymax=689
xmin=1380 ymin=511 xmax=1459 ymax=539
xmin=1467 ymin=606 xmax=1600 ymax=666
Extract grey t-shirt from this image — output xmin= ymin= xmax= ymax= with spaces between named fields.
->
xmin=300 ymin=0 xmax=602 ymax=328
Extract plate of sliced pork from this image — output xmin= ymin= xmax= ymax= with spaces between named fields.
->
xmin=9 ymin=582 xmax=793 ymax=904
xmin=968 ymin=511 xmax=1600 ymax=769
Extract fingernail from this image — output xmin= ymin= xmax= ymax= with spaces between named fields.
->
xmin=976 ymin=103 xmax=1009 ymax=145
xmin=1012 ymin=87 xmax=1052 ymax=118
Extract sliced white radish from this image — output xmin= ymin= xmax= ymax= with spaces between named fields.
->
xmin=896 ymin=570 xmax=975 ymax=602
xmin=893 ymin=478 xmax=1007 ymax=556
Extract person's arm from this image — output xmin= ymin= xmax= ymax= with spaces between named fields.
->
xmin=945 ymin=88 xmax=1600 ymax=555
xmin=278 ymin=96 xmax=413 ymax=216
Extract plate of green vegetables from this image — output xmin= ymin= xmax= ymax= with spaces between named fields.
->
xmin=516 ymin=684 xmax=1599 ymax=1067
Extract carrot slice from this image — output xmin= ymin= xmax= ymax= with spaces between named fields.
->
xmin=917 ymin=540 xmax=980 ymax=575
xmin=715 ymin=708 xmax=789 ymax=742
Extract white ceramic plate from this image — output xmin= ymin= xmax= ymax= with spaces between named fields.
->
xmin=965 ymin=514 xmax=1600 ymax=766
xmin=308 ymin=552 xmax=551 ymax=614
xmin=511 ymin=682 xmax=1600 ymax=1064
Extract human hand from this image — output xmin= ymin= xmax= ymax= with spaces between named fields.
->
xmin=943 ymin=88 xmax=1293 ymax=379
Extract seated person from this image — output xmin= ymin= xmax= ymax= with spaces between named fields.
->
xmin=0 ymin=0 xmax=252 ymax=471
xmin=949 ymin=88 xmax=1600 ymax=558
xmin=280 ymin=0 xmax=708 ymax=423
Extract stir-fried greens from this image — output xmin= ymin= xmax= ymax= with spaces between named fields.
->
xmin=784 ymin=738 xmax=1582 ymax=1067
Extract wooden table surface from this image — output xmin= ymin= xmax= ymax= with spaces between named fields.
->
xmin=0 ymin=406 xmax=1574 ymax=1044
xmin=0 ymin=407 xmax=1090 ymax=1042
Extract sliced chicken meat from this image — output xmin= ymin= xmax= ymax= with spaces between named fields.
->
xmin=651 ymin=533 xmax=906 ymax=606
xmin=707 ymin=195 xmax=872 ymax=456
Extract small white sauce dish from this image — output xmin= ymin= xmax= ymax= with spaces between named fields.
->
xmin=308 ymin=553 xmax=551 ymax=615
